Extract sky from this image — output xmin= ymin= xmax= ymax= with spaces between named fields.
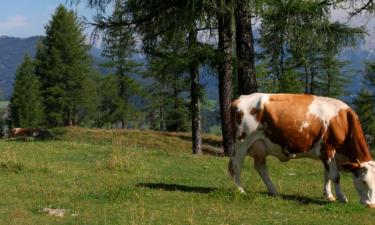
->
xmin=0 ymin=0 xmax=95 ymax=38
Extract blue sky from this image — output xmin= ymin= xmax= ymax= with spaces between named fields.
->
xmin=0 ymin=1 xmax=94 ymax=37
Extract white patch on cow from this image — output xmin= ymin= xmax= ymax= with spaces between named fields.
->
xmin=354 ymin=161 xmax=375 ymax=206
xmin=299 ymin=121 xmax=310 ymax=132
xmin=236 ymin=93 xmax=271 ymax=135
xmin=307 ymin=96 xmax=349 ymax=130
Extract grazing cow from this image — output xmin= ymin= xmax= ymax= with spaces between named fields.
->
xmin=228 ymin=93 xmax=375 ymax=207
xmin=10 ymin=128 xmax=40 ymax=137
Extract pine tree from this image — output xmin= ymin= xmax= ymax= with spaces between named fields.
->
xmin=353 ymin=61 xmax=375 ymax=147
xmin=260 ymin=0 xmax=364 ymax=95
xmin=143 ymin=35 xmax=191 ymax=132
xmin=35 ymin=5 xmax=94 ymax=127
xmin=353 ymin=89 xmax=375 ymax=147
xmin=9 ymin=54 xmax=43 ymax=128
xmin=101 ymin=0 xmax=143 ymax=128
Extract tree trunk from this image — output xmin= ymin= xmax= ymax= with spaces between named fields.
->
xmin=217 ymin=0 xmax=234 ymax=156
xmin=189 ymin=28 xmax=202 ymax=155
xmin=304 ymin=61 xmax=309 ymax=94
xmin=159 ymin=83 xmax=164 ymax=130
xmin=235 ymin=1 xmax=257 ymax=95
xmin=310 ymin=67 xmax=315 ymax=94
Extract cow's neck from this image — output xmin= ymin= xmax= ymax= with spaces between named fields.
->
xmin=342 ymin=110 xmax=373 ymax=163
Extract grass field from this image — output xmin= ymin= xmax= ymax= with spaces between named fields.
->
xmin=0 ymin=127 xmax=374 ymax=224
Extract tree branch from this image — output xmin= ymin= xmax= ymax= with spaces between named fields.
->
xmin=350 ymin=0 xmax=374 ymax=16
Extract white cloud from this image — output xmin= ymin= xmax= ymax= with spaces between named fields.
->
xmin=0 ymin=16 xmax=28 ymax=30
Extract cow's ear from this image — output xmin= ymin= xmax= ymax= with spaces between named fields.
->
xmin=341 ymin=162 xmax=361 ymax=174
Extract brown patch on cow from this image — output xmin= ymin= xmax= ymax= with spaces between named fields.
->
xmin=259 ymin=94 xmax=323 ymax=153
xmin=319 ymin=143 xmax=336 ymax=163
xmin=231 ymin=100 xmax=245 ymax=141
xmin=236 ymin=111 xmax=244 ymax=125
xmin=328 ymin=109 xmax=373 ymax=163
xmin=238 ymin=132 xmax=247 ymax=140
xmin=250 ymin=107 xmax=263 ymax=122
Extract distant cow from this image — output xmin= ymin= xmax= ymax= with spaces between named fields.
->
xmin=228 ymin=93 xmax=375 ymax=207
xmin=10 ymin=128 xmax=40 ymax=138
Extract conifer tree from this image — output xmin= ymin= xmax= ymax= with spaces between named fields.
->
xmin=85 ymin=0 xmax=216 ymax=153
xmin=353 ymin=89 xmax=375 ymax=147
xmin=352 ymin=61 xmax=375 ymax=147
xmin=260 ymin=0 xmax=363 ymax=95
xmin=9 ymin=54 xmax=43 ymax=128
xmin=143 ymin=35 xmax=191 ymax=132
xmin=101 ymin=0 xmax=143 ymax=128
xmin=35 ymin=5 xmax=94 ymax=127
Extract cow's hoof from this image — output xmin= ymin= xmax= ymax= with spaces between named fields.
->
xmin=338 ymin=196 xmax=348 ymax=203
xmin=238 ymin=187 xmax=246 ymax=194
xmin=324 ymin=195 xmax=336 ymax=202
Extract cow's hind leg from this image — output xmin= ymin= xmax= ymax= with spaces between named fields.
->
xmin=326 ymin=159 xmax=348 ymax=203
xmin=250 ymin=140 xmax=279 ymax=196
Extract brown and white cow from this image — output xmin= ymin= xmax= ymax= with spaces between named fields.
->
xmin=10 ymin=128 xmax=40 ymax=138
xmin=228 ymin=93 xmax=375 ymax=207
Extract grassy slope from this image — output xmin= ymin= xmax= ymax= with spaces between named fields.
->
xmin=0 ymin=127 xmax=374 ymax=224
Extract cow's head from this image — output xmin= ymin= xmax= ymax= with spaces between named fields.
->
xmin=342 ymin=161 xmax=375 ymax=208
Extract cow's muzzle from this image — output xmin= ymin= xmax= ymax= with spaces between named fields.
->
xmin=366 ymin=203 xmax=375 ymax=208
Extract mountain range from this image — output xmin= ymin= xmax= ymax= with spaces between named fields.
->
xmin=0 ymin=35 xmax=374 ymax=101
xmin=0 ymin=36 xmax=108 ymax=100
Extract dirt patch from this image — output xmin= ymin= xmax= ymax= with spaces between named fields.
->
xmin=42 ymin=208 xmax=66 ymax=217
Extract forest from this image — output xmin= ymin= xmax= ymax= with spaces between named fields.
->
xmin=1 ymin=0 xmax=375 ymax=156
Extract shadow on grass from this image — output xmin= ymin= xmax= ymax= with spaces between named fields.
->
xmin=280 ymin=194 xmax=329 ymax=205
xmin=259 ymin=192 xmax=328 ymax=205
xmin=136 ymin=182 xmax=218 ymax=194
xmin=5 ymin=137 xmax=58 ymax=142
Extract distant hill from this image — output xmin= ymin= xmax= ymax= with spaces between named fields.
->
xmin=1 ymin=35 xmax=375 ymax=102
xmin=0 ymin=36 xmax=104 ymax=100
xmin=0 ymin=36 xmax=42 ymax=99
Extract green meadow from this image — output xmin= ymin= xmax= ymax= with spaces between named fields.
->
xmin=0 ymin=127 xmax=374 ymax=225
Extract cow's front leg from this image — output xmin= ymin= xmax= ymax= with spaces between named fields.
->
xmin=323 ymin=167 xmax=336 ymax=201
xmin=228 ymin=140 xmax=249 ymax=194
xmin=250 ymin=140 xmax=278 ymax=196
xmin=327 ymin=159 xmax=348 ymax=203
